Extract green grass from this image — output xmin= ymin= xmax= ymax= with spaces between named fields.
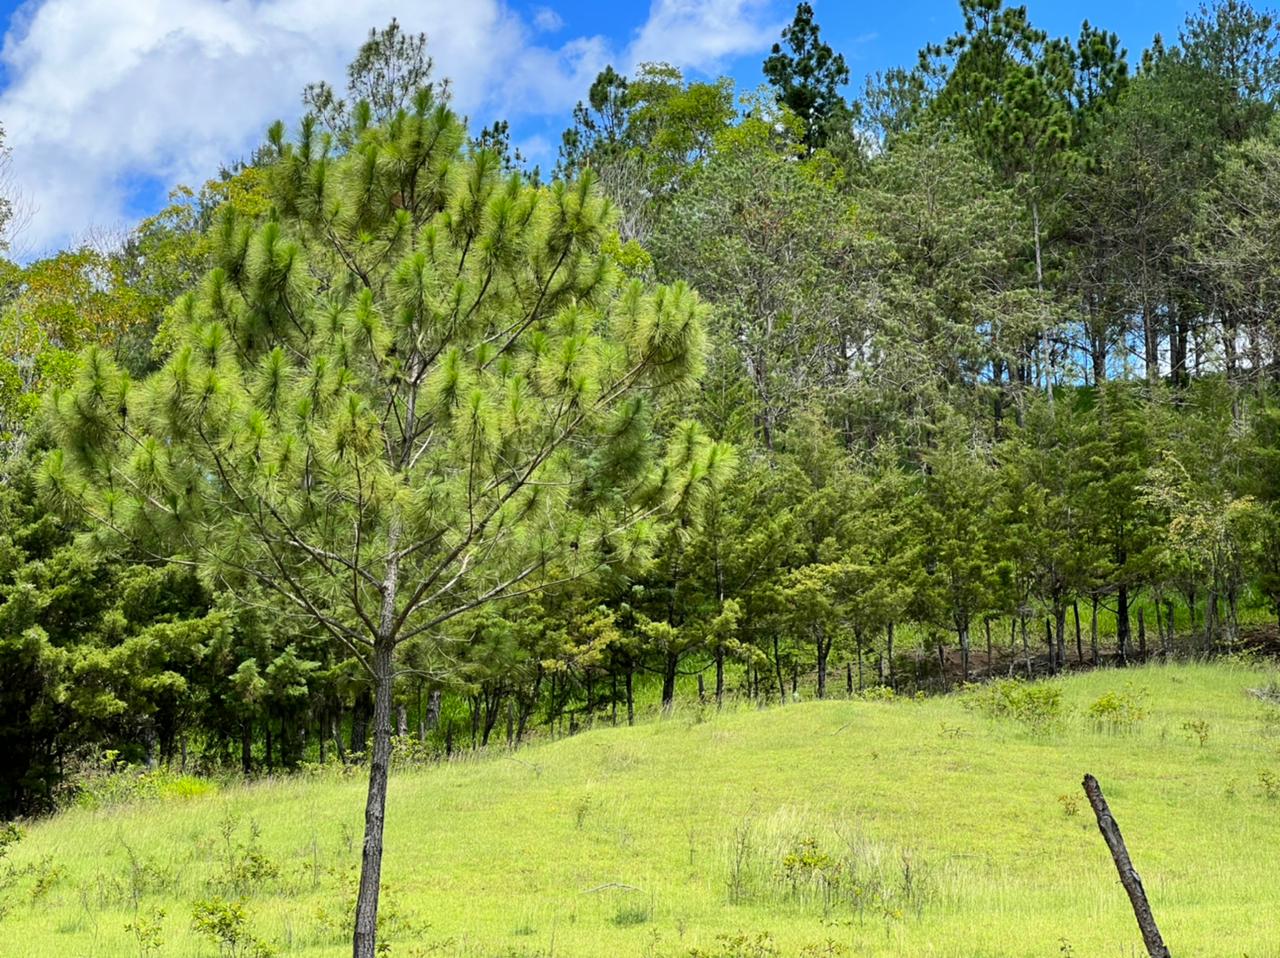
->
xmin=6 ymin=661 xmax=1280 ymax=957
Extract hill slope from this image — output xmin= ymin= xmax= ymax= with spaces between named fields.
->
xmin=5 ymin=662 xmax=1279 ymax=957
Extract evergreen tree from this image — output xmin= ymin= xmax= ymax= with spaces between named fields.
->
xmin=44 ymin=97 xmax=721 ymax=956
xmin=763 ymin=3 xmax=852 ymax=153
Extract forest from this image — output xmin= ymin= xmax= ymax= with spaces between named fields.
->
xmin=3 ymin=1 xmax=1280 ymax=955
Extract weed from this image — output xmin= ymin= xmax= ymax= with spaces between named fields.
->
xmin=963 ymin=679 xmax=1064 ymax=733
xmin=212 ymin=812 xmax=280 ymax=896
xmin=116 ymin=839 xmax=172 ymax=909
xmin=799 ymin=940 xmax=849 ymax=957
xmin=27 ymin=856 xmax=65 ymax=903
xmin=1182 ymin=719 xmax=1211 ymax=747
xmin=687 ymin=932 xmax=781 ymax=958
xmin=611 ymin=899 xmax=653 ymax=927
xmin=191 ymin=897 xmax=276 ymax=958
xmin=1259 ymin=770 xmax=1280 ymax=801
xmin=1087 ymin=686 xmax=1148 ymax=734
xmin=858 ymin=685 xmax=897 ymax=702
xmin=1057 ymin=794 xmax=1079 ymax=818
xmin=572 ymin=793 xmax=594 ymax=830
xmin=726 ymin=818 xmax=755 ymax=905
xmin=0 ymin=823 xmax=21 ymax=861
xmin=124 ymin=906 xmax=165 ymax=958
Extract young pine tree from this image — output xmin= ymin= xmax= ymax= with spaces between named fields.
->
xmin=42 ymin=95 xmax=725 ymax=958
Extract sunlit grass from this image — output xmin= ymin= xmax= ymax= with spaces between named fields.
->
xmin=6 ymin=661 xmax=1280 ymax=957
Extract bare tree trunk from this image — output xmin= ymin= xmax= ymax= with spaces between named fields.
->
xmin=1073 ymin=600 xmax=1083 ymax=664
xmin=1091 ymin=595 xmax=1100 ymax=665
xmin=816 ymin=628 xmax=829 ymax=699
xmin=353 ymin=640 xmax=395 ymax=958
xmin=626 ymin=667 xmax=635 ymax=726
xmin=886 ymin=622 xmax=895 ymax=689
xmin=1081 ymin=774 xmax=1171 ymax=958
xmin=425 ymin=688 xmax=442 ymax=732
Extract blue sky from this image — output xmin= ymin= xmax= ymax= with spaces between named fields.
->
xmin=0 ymin=0 xmax=1205 ymax=256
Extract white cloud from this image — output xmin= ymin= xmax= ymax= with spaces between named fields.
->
xmin=629 ymin=0 xmax=780 ymax=71
xmin=531 ymin=7 xmax=564 ymax=33
xmin=0 ymin=0 xmax=781 ymax=254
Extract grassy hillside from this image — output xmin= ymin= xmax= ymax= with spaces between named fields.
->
xmin=5 ymin=662 xmax=1280 ymax=958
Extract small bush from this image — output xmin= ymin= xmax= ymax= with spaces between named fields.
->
xmin=687 ymin=933 xmax=781 ymax=958
xmin=73 ymin=763 xmax=218 ymax=812
xmin=1087 ymin=686 xmax=1148 ymax=734
xmin=857 ymin=685 xmax=897 ymax=702
xmin=962 ymin=679 xmax=1065 ymax=732
xmin=191 ymin=897 xmax=276 ymax=958
xmin=611 ymin=899 xmax=652 ymax=927
xmin=1182 ymin=719 xmax=1211 ymax=747
xmin=1259 ymin=770 xmax=1280 ymax=801
xmin=124 ymin=906 xmax=166 ymax=958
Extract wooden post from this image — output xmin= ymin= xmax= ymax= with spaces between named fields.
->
xmin=1082 ymin=774 xmax=1171 ymax=958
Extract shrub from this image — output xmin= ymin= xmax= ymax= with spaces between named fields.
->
xmin=1182 ymin=719 xmax=1211 ymax=747
xmin=1086 ymin=686 xmax=1148 ymax=733
xmin=191 ymin=897 xmax=276 ymax=958
xmin=687 ymin=933 xmax=781 ymax=958
xmin=962 ymin=679 xmax=1065 ymax=732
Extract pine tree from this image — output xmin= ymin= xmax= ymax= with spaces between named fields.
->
xmin=43 ymin=94 xmax=722 ymax=957
xmin=763 ymin=3 xmax=852 ymax=153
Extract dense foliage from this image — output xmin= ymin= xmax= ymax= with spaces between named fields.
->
xmin=6 ymin=2 xmax=1280 ymax=949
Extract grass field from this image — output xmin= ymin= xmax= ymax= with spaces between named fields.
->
xmin=5 ymin=661 xmax=1280 ymax=958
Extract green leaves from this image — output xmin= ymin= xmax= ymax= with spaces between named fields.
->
xmin=45 ymin=96 xmax=713 ymax=665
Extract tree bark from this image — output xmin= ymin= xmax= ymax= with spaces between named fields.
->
xmin=1091 ymin=595 xmax=1100 ymax=665
xmin=816 ymin=628 xmax=829 ymax=699
xmin=886 ymin=622 xmax=895 ymax=689
xmin=1073 ymin=600 xmax=1084 ymax=665
xmin=625 ymin=667 xmax=635 ymax=726
xmin=1082 ymin=774 xmax=1171 ymax=958
xmin=661 ymin=652 xmax=678 ymax=712
xmin=352 ymin=640 xmax=395 ymax=958
xmin=1117 ymin=583 xmax=1131 ymax=665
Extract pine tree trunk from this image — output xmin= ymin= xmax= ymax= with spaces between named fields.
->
xmin=425 ymin=688 xmax=442 ymax=732
xmin=661 ymin=652 xmax=678 ymax=712
xmin=1055 ymin=602 xmax=1067 ymax=670
xmin=625 ymin=668 xmax=635 ymax=726
xmin=816 ymin=630 xmax=829 ymax=699
xmin=1073 ymin=600 xmax=1084 ymax=664
xmin=886 ymin=622 xmax=895 ymax=689
xmin=773 ymin=636 xmax=786 ymax=706
xmin=1117 ymin=583 xmax=1131 ymax=665
xmin=352 ymin=640 xmax=395 ymax=958
xmin=1091 ymin=595 xmax=1100 ymax=664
